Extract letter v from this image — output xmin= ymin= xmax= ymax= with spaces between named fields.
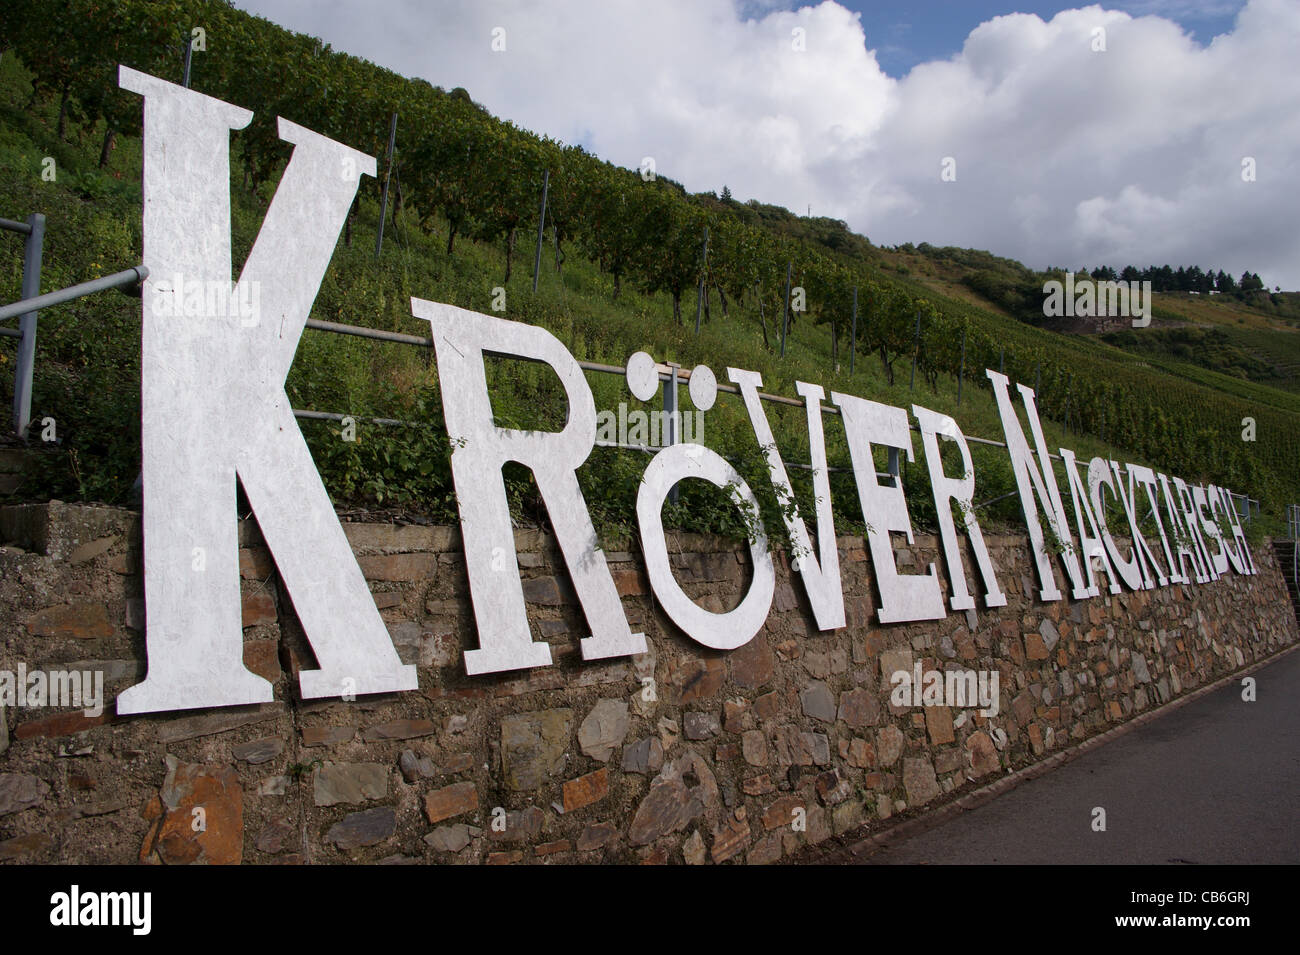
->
xmin=728 ymin=369 xmax=844 ymax=630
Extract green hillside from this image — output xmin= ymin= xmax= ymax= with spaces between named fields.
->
xmin=0 ymin=0 xmax=1293 ymax=544
xmin=888 ymin=242 xmax=1300 ymax=394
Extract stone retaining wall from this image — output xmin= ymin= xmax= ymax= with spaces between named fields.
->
xmin=0 ymin=501 xmax=1295 ymax=864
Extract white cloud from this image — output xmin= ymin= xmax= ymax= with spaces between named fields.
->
xmin=234 ymin=0 xmax=1300 ymax=287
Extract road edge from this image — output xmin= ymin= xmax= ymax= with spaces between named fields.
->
xmin=801 ymin=640 xmax=1300 ymax=864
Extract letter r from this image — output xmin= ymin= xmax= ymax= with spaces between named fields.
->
xmin=414 ymin=299 xmax=646 ymax=675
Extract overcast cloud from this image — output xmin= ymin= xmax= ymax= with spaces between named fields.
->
xmin=235 ymin=0 xmax=1300 ymax=288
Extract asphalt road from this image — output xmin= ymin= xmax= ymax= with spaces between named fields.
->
xmin=856 ymin=647 xmax=1300 ymax=865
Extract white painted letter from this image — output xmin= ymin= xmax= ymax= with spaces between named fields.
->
xmin=116 ymin=67 xmax=415 ymax=713
xmin=912 ymin=404 xmax=1005 ymax=610
xmin=729 ymin=369 xmax=843 ymax=630
xmin=986 ymin=371 xmax=1086 ymax=600
xmin=832 ymin=392 xmax=944 ymax=623
xmin=416 ymin=301 xmax=647 ymax=674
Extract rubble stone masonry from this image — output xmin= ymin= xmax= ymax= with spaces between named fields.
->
xmin=0 ymin=501 xmax=1294 ymax=864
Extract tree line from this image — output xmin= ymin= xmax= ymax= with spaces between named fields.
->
xmin=1074 ymin=264 xmax=1269 ymax=296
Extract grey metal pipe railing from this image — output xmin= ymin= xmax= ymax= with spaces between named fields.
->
xmin=291 ymin=407 xmax=897 ymax=480
xmin=4 ymin=212 xmax=45 ymax=436
xmin=0 ymin=266 xmax=148 ymax=324
xmin=973 ymin=490 xmax=1020 ymax=511
xmin=296 ymin=318 xmax=1058 ymax=471
xmin=3 ymin=267 xmax=1259 ymax=520
xmin=292 ymin=409 xmax=411 ymax=428
xmin=304 ymin=317 xmax=429 ymax=347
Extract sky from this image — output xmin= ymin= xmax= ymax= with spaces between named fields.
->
xmin=830 ymin=1 xmax=1246 ymax=74
xmin=232 ymin=1 xmax=1299 ymax=289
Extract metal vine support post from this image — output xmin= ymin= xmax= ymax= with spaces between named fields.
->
xmin=694 ymin=227 xmax=709 ymax=335
xmin=181 ymin=31 xmax=193 ymax=89
xmin=532 ymin=169 xmax=549 ymax=293
xmin=908 ymin=310 xmax=920 ymax=391
xmin=780 ymin=260 xmax=792 ymax=357
xmin=849 ymin=286 xmax=857 ymax=375
xmin=1064 ymin=373 xmax=1073 ymax=433
xmin=957 ymin=326 xmax=966 ymax=406
xmin=664 ymin=361 xmax=681 ymax=502
xmin=374 ymin=111 xmax=398 ymax=260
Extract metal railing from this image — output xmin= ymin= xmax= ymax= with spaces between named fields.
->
xmin=0 ymin=214 xmax=44 ymax=437
xmin=1 ymin=213 xmax=148 ymax=438
xmin=0 ymin=214 xmax=1265 ymax=524
xmin=0 ymin=265 xmax=148 ymax=323
xmin=296 ymin=318 xmax=910 ymax=484
xmin=1287 ymin=504 xmax=1300 ymax=583
xmin=293 ymin=323 xmax=1267 ymax=519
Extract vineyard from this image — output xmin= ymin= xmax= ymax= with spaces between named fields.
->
xmin=0 ymin=0 xmax=1296 ymax=541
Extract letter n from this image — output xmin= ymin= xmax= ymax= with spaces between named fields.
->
xmin=987 ymin=371 xmax=1087 ymax=600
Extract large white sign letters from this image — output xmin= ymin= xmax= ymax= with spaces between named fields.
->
xmin=116 ymin=70 xmax=1257 ymax=713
